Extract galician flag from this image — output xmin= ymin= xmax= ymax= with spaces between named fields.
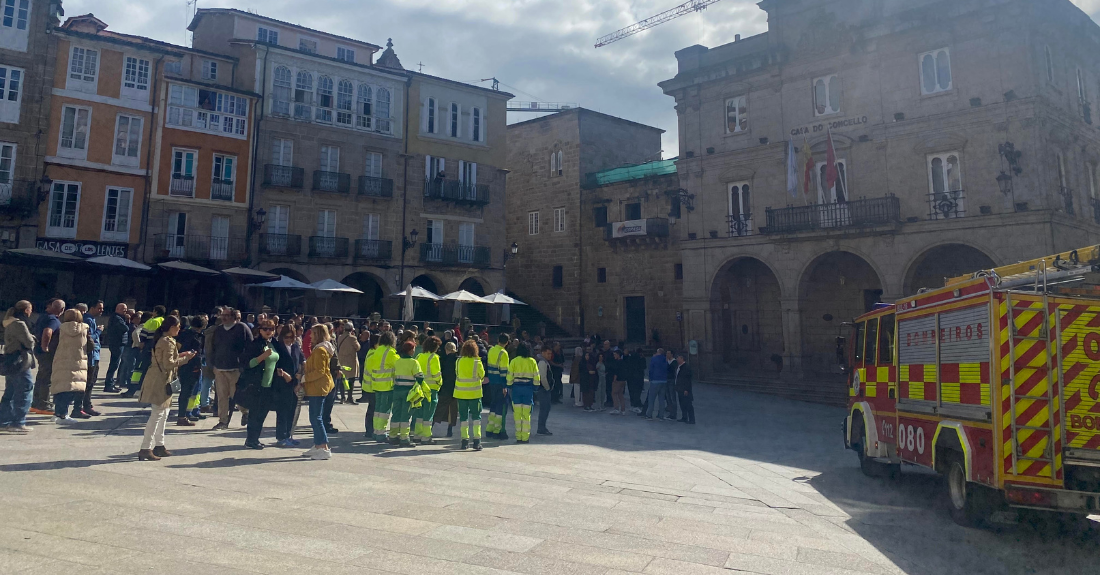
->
xmin=786 ymin=139 xmax=798 ymax=198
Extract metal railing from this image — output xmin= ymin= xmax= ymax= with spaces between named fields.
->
xmin=169 ymin=175 xmax=195 ymax=197
xmin=313 ymin=170 xmax=351 ymax=194
xmin=154 ymin=233 xmax=246 ymax=261
xmin=262 ymin=164 xmax=304 ymax=188
xmin=763 ymin=195 xmax=900 ymax=234
xmin=308 ymin=236 xmax=350 ymax=258
xmin=259 ymin=233 xmax=302 ymax=257
xmin=0 ymin=181 xmax=11 ymax=205
xmin=929 ymin=189 xmax=965 ymax=219
xmin=358 ymin=176 xmax=394 ymax=198
xmin=1061 ymin=186 xmax=1076 ymax=216
xmin=423 ymin=179 xmax=490 ymax=205
xmin=419 ymin=242 xmax=491 ymax=268
xmin=604 ymin=217 xmax=670 ymax=240
xmin=727 ymin=214 xmax=754 ymax=237
xmin=355 ymin=239 xmax=392 ymax=260
xmin=210 ymin=179 xmax=234 ymax=201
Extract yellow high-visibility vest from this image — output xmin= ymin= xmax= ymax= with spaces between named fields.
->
xmin=394 ymin=355 xmax=424 ymax=387
xmin=454 ymin=356 xmax=486 ymax=400
xmin=366 ymin=346 xmax=396 ymax=391
xmin=487 ymin=345 xmax=509 ymax=381
xmin=361 ymin=347 xmax=377 ymax=392
xmin=507 ymin=356 xmax=540 ymax=387
xmin=417 ymin=352 xmax=442 ymax=390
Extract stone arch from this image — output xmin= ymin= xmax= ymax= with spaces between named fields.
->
xmin=798 ymin=251 xmax=884 ymax=377
xmin=341 ymin=271 xmax=387 ymax=318
xmin=903 ymin=243 xmax=998 ymax=295
xmin=457 ymin=277 xmax=489 ymax=324
xmin=264 ymin=267 xmax=310 ymax=284
xmin=709 ymin=256 xmax=785 ymax=374
xmin=410 ymin=274 xmax=442 ymax=322
xmin=259 ymin=267 xmax=311 ymax=314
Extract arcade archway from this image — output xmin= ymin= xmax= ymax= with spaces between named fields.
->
xmin=799 ymin=251 xmax=883 ymax=377
xmin=341 ymin=272 xmax=386 ymax=317
xmin=710 ymin=257 xmax=784 ymax=374
xmin=904 ymin=243 xmax=997 ymax=295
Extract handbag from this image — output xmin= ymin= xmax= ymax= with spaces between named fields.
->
xmin=0 ymin=350 xmax=28 ymax=376
xmin=153 ymin=345 xmax=182 ymax=396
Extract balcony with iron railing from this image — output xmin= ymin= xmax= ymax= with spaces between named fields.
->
xmin=929 ymin=190 xmax=965 ymax=220
xmin=419 ymin=242 xmax=491 ymax=268
xmin=259 ymin=233 xmax=302 ymax=258
xmin=727 ymin=214 xmax=754 ymax=237
xmin=308 ymin=236 xmax=350 ymax=258
xmin=313 ymin=170 xmax=351 ymax=194
xmin=0 ymin=180 xmax=11 ymax=205
xmin=603 ymin=217 xmax=670 ymax=241
xmin=262 ymin=164 xmax=304 ymax=188
xmin=1060 ymin=186 xmax=1076 ymax=216
xmin=423 ymin=179 xmax=490 ymax=205
xmin=762 ymin=195 xmax=900 ymax=235
xmin=169 ymin=174 xmax=195 ymax=197
xmin=153 ymin=233 xmax=247 ymax=262
xmin=210 ymin=178 xmax=235 ymax=201
xmin=355 ymin=239 xmax=393 ymax=261
xmin=358 ymin=176 xmax=394 ymax=198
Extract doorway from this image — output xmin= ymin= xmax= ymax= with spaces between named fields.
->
xmin=624 ymin=296 xmax=646 ymax=343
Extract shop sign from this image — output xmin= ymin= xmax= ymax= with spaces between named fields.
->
xmin=36 ymin=238 xmax=129 ymax=258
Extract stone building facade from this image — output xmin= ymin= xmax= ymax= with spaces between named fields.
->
xmin=505 ymin=108 xmax=666 ymax=338
xmin=658 ymin=0 xmax=1100 ymax=394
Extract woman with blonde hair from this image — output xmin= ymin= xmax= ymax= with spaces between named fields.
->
xmin=301 ymin=323 xmax=335 ymax=459
xmin=50 ymin=309 xmax=89 ymax=423
xmin=137 ymin=316 xmax=196 ymax=461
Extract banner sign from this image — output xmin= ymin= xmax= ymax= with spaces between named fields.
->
xmin=611 ymin=219 xmax=647 ymax=238
xmin=36 ymin=238 xmax=129 ymax=258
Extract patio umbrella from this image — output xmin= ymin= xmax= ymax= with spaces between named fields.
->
xmin=392 ymin=286 xmax=441 ymax=300
xmin=254 ymin=275 xmax=315 ymax=290
xmin=158 ymin=260 xmax=219 ymax=275
xmin=221 ymin=266 xmax=279 ymax=281
xmin=403 ymin=285 xmax=415 ymax=322
xmin=86 ymin=255 xmax=151 ymax=270
xmin=481 ymin=292 xmax=527 ymax=306
xmin=440 ymin=290 xmax=492 ymax=304
xmin=310 ymin=279 xmax=364 ymax=293
xmin=5 ymin=247 xmax=84 ymax=262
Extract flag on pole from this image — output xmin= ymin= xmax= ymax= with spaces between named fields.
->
xmin=786 ymin=139 xmax=798 ymax=198
xmin=800 ymin=140 xmax=814 ymax=198
xmin=825 ymin=130 xmax=839 ymax=193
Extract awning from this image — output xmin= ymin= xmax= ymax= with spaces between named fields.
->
xmin=311 ymin=279 xmax=364 ymax=293
xmin=482 ymin=292 xmax=527 ymax=306
xmin=86 ymin=255 xmax=151 ymax=271
xmin=253 ymin=275 xmax=316 ymax=290
xmin=221 ymin=266 xmax=279 ymax=281
xmin=392 ymin=286 xmax=440 ymax=300
xmin=440 ymin=290 xmax=491 ymax=304
xmin=158 ymin=260 xmax=220 ymax=275
xmin=5 ymin=247 xmax=84 ymax=262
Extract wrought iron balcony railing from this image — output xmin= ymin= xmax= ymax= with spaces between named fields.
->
xmin=210 ymin=179 xmax=234 ymax=201
xmin=313 ymin=170 xmax=351 ymax=194
xmin=308 ymin=236 xmax=350 ymax=258
xmin=763 ymin=195 xmax=900 ymax=234
xmin=419 ymin=242 xmax=491 ymax=268
xmin=355 ymin=239 xmax=392 ymax=260
xmin=262 ymin=164 xmax=304 ymax=188
xmin=423 ymin=179 xmax=490 ymax=205
xmin=169 ymin=174 xmax=195 ymax=197
xmin=358 ymin=176 xmax=394 ymax=198
xmin=0 ymin=181 xmax=11 ymax=206
xmin=259 ymin=233 xmax=302 ymax=257
xmin=727 ymin=214 xmax=754 ymax=237
xmin=929 ymin=190 xmax=965 ymax=219
xmin=154 ymin=233 xmax=247 ymax=261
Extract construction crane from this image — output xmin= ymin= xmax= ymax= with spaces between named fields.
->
xmin=478 ymin=78 xmax=577 ymax=113
xmin=595 ymin=0 xmax=723 ymax=48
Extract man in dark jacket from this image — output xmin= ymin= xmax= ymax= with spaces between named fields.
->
xmin=675 ymin=354 xmax=694 ymax=424
xmin=102 ymin=303 xmax=130 ymax=393
xmin=211 ymin=308 xmax=254 ymax=430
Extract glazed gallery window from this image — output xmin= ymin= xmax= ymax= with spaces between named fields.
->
xmin=101 ymin=187 xmax=132 ymax=242
xmin=272 ymin=66 xmax=291 ymax=116
xmin=68 ymin=46 xmax=98 ymax=92
xmin=47 ymin=181 xmax=80 ymax=238
xmin=356 ymin=84 xmax=372 ymax=129
xmin=725 ymin=96 xmax=747 ymax=134
xmin=122 ymin=56 xmax=150 ymax=99
xmin=812 ymin=74 xmax=841 ymax=116
xmin=294 ymin=71 xmax=313 ymax=120
xmin=58 ymin=105 xmax=90 ymax=158
xmin=919 ymin=48 xmax=952 ymax=95
xmin=112 ymin=114 xmax=143 ymax=167
xmin=336 ymin=79 xmax=353 ymax=126
xmin=2 ymin=0 xmax=29 ymax=30
xmin=0 ymin=64 xmax=22 ymax=123
xmin=315 ymin=76 xmax=334 ymax=123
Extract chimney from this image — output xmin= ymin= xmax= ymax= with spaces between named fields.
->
xmin=735 ymin=34 xmax=741 ymax=41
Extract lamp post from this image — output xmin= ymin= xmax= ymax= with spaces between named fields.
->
xmin=501 ymin=242 xmax=519 ymax=325
xmin=398 ymin=228 xmax=419 ymax=289
xmin=245 ymin=208 xmax=267 ymax=268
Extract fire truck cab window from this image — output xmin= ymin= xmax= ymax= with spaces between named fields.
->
xmin=878 ymin=314 xmax=895 ymax=364
xmin=864 ymin=318 xmax=878 ymax=365
xmin=853 ymin=322 xmax=865 ymax=363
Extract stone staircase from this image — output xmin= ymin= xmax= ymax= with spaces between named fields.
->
xmin=700 ymin=372 xmax=849 ymax=407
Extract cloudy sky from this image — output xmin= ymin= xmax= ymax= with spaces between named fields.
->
xmin=67 ymin=0 xmax=1100 ymax=158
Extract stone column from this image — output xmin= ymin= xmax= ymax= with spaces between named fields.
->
xmin=780 ymin=296 xmax=803 ymax=380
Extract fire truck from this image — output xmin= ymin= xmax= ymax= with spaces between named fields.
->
xmin=844 ymin=246 xmax=1100 ymax=525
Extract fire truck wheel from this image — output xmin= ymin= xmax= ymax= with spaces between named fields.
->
xmin=944 ymin=454 xmax=989 ymax=527
xmin=855 ymin=422 xmax=892 ymax=478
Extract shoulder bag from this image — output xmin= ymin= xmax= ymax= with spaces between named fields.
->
xmin=155 ymin=345 xmax=182 ymax=396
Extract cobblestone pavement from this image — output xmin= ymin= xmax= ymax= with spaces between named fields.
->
xmin=1 ymin=377 xmax=1097 ymax=575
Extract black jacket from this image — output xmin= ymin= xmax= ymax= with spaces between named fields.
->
xmin=176 ymin=329 xmax=205 ymax=379
xmin=102 ymin=312 xmax=130 ymax=348
xmin=238 ymin=337 xmax=273 ymax=389
xmin=675 ymin=363 xmax=693 ymax=396
xmin=211 ymin=322 xmax=254 ymax=370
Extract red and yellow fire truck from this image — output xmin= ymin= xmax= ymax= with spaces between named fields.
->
xmin=844 ymin=246 xmax=1100 ymax=525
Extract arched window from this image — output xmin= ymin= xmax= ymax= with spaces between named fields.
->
xmin=336 ymin=79 xmax=353 ymax=125
xmin=356 ymin=84 xmax=372 ymax=129
xmin=377 ymin=88 xmax=392 ymax=133
xmin=471 ymin=107 xmax=481 ymax=142
xmin=272 ymin=66 xmax=291 ymax=116
xmin=293 ymin=71 xmax=313 ymax=120
xmin=556 ymin=150 xmax=563 ymax=176
xmin=315 ymin=76 xmax=334 ymax=123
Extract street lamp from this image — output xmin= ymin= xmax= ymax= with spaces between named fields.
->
xmin=251 ymin=207 xmax=267 ymax=230
xmin=398 ymin=228 xmax=419 ymax=289
xmin=501 ymin=242 xmax=519 ymax=326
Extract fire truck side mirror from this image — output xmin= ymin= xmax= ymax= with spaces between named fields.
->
xmin=835 ymin=336 xmax=847 ymax=370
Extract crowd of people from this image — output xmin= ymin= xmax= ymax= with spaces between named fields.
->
xmin=0 ymin=299 xmax=696 ymax=461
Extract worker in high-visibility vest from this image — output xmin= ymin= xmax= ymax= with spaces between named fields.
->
xmin=366 ymin=331 xmax=398 ymax=442
xmin=413 ymin=336 xmax=443 ymax=444
xmin=360 ymin=333 xmax=380 ymax=438
xmin=485 ymin=333 xmax=511 ymax=439
xmin=507 ymin=343 xmax=541 ymax=443
xmin=454 ymin=339 xmax=487 ymax=451
xmin=390 ymin=340 xmax=425 ymax=447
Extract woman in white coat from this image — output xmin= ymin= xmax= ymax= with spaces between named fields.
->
xmin=50 ymin=309 xmax=88 ymax=423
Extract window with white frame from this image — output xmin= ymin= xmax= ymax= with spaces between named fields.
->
xmin=58 ymin=105 xmax=90 ymax=159
xmin=272 ymin=138 xmax=293 ymax=166
xmin=272 ymin=66 xmax=291 ymax=116
xmin=1089 ymin=164 xmax=1098 ymax=200
xmin=101 ymin=187 xmax=131 ymax=242
xmin=316 ymin=209 xmax=336 ymax=236
xmin=450 ymin=103 xmax=459 ymax=138
xmin=812 ymin=74 xmax=841 ymax=116
xmin=337 ymin=46 xmax=355 ymax=63
xmin=919 ymin=48 xmax=952 ymax=95
xmin=554 ymin=207 xmax=565 ymax=232
xmin=267 ymin=205 xmax=289 ymax=235
xmin=212 ymin=154 xmax=235 ymax=185
xmin=471 ymin=107 xmax=481 ymax=142
xmin=458 ymin=222 xmax=475 ymax=252
xmin=0 ymin=143 xmax=14 ymax=202
xmin=362 ymin=213 xmax=379 ymax=240
xmin=164 ymin=60 xmax=181 ymax=75
xmin=294 ymin=71 xmax=313 ymax=120
xmin=320 ymin=145 xmax=340 ymax=176
xmin=210 ymin=215 xmax=230 ymax=260
xmin=0 ymin=64 xmax=23 ymax=123
xmin=299 ymin=37 xmax=317 ymax=54
xmin=549 ymin=151 xmax=558 ymax=176
xmin=528 ymin=211 xmax=539 ymax=235
xmin=928 ymin=152 xmax=963 ymax=219
xmin=728 ymin=182 xmax=752 ymax=236
xmin=67 ymin=46 xmax=98 ymax=93
xmin=725 ymin=96 xmax=747 ymax=134
xmin=166 ymin=212 xmax=188 ymax=257
xmin=426 ymin=97 xmax=436 ymax=133
xmin=376 ymin=88 xmax=391 ymax=133
xmin=166 ymin=84 xmax=248 ymax=136
xmin=257 ymin=27 xmax=278 ymax=45
xmin=816 ymin=160 xmax=848 ymax=204
xmin=336 ymin=79 xmax=353 ymax=126
xmin=202 ymin=60 xmax=217 ymax=81
xmin=315 ymin=76 xmax=333 ymax=123
xmin=47 ymin=181 xmax=79 ymax=238
xmin=460 ymin=160 xmax=476 ymax=187
xmin=171 ymin=149 xmax=196 ymax=197
xmin=1045 ymin=45 xmax=1054 ymax=84
xmin=365 ymin=151 xmax=382 ymax=179
xmin=121 ymin=56 xmax=150 ymax=100
xmin=112 ymin=114 xmax=142 ymax=167
xmin=356 ymin=84 xmax=372 ymax=129
xmin=0 ymin=0 xmax=29 ymax=52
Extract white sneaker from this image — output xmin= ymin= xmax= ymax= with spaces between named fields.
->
xmin=53 ymin=416 xmax=75 ymax=424
xmin=301 ymin=447 xmax=320 ymax=457
xmin=310 ymin=448 xmax=332 ymax=460
xmin=608 ymin=409 xmax=620 ymax=415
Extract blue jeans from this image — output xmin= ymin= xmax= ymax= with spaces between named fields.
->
xmin=645 ymin=380 xmax=667 ymax=418
xmin=308 ymin=396 xmax=328 ymax=446
xmin=0 ymin=369 xmax=34 ymax=427
xmin=199 ymin=371 xmax=214 ymax=408
xmin=120 ymin=347 xmax=138 ymax=392
xmin=54 ymin=391 xmax=80 ymax=418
